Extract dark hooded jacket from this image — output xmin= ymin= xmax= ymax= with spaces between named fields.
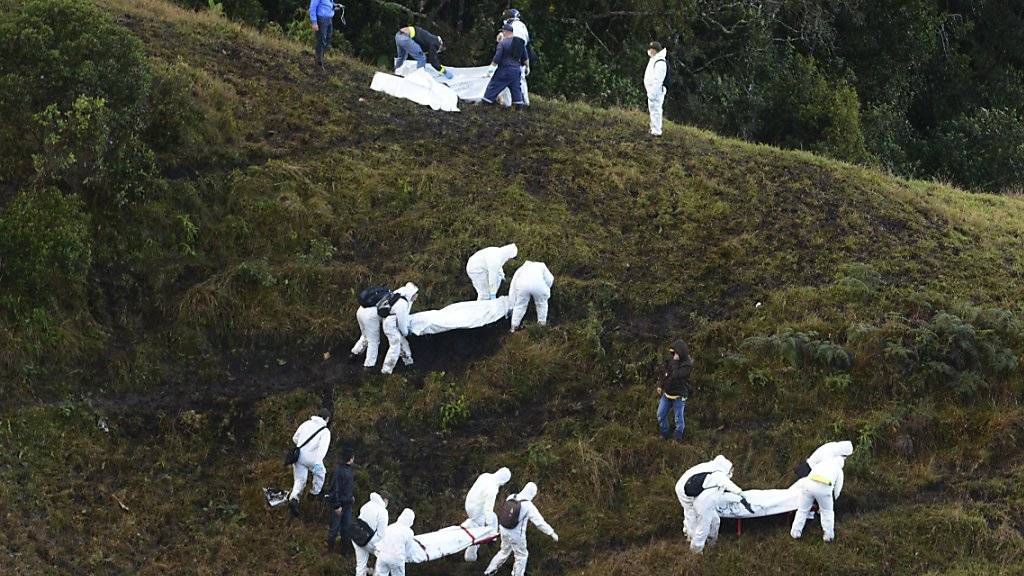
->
xmin=408 ymin=27 xmax=444 ymax=69
xmin=661 ymin=340 xmax=693 ymax=399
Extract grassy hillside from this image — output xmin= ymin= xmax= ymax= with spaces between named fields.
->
xmin=2 ymin=1 xmax=1023 ymax=575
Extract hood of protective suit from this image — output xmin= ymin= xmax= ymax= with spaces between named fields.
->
xmin=370 ymin=492 xmax=387 ymax=508
xmin=650 ymin=48 xmax=667 ymax=61
xmin=712 ymin=455 xmax=733 ymax=476
xmin=395 ymin=282 xmax=419 ymax=301
xmin=501 ymin=244 xmax=518 ymax=260
xmin=835 ymin=441 xmax=854 ymax=458
xmin=671 ymin=340 xmax=691 ymax=362
xmin=397 ymin=508 xmax=415 ymax=527
xmin=516 ymin=482 xmax=538 ymax=502
xmin=495 ymin=467 xmax=512 ymax=485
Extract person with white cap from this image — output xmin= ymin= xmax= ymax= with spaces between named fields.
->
xmin=287 ymin=408 xmax=332 ymax=517
xmin=689 ymin=456 xmax=745 ymax=553
xmin=674 ymin=455 xmax=732 ymax=541
xmin=353 ymin=491 xmax=390 ymax=576
xmin=643 ymin=41 xmax=669 ymax=137
xmin=381 ymin=282 xmax=419 ymax=375
xmin=466 ymin=244 xmax=518 ymax=300
xmin=463 ymin=467 xmax=513 ymax=561
xmin=376 ymin=508 xmax=418 ymax=576
xmin=791 ymin=450 xmax=852 ymax=542
xmin=485 ymin=482 xmax=559 ymax=576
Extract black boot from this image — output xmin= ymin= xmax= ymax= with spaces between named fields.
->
xmin=288 ymin=498 xmax=300 ymax=517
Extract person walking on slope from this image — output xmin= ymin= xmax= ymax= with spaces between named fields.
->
xmin=485 ymin=482 xmax=559 ymax=576
xmin=791 ymin=452 xmax=851 ymax=542
xmin=376 ymin=508 xmax=418 ymax=576
xmin=288 ymin=408 xmax=332 ymax=517
xmin=501 ymin=8 xmax=532 ymax=106
xmin=466 ymin=244 xmax=518 ymax=300
xmin=463 ymin=467 xmax=513 ymax=561
xmin=482 ymin=25 xmax=528 ymax=109
xmin=309 ymin=0 xmax=336 ymax=73
xmin=353 ymin=492 xmax=390 ymax=576
xmin=644 ymin=42 xmax=669 ymax=136
xmin=689 ymin=457 xmax=745 ymax=553
xmin=350 ymin=288 xmax=386 ymax=369
xmin=394 ymin=26 xmax=453 ymax=79
xmin=675 ymin=455 xmax=733 ymax=541
xmin=656 ymin=340 xmax=693 ymax=441
xmin=508 ymin=260 xmax=554 ymax=333
xmin=381 ymin=283 xmax=419 ymax=375
xmin=327 ymin=446 xmax=357 ymax=555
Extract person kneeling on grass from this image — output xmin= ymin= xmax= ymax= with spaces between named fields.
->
xmin=482 ymin=24 xmax=527 ymax=109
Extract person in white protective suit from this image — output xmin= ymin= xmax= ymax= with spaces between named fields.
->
xmin=508 ymin=261 xmax=554 ymax=333
xmin=288 ymin=408 xmax=332 ymax=517
xmin=353 ymin=492 xmax=390 ymax=576
xmin=381 ymin=283 xmax=419 ymax=375
xmin=484 ymin=482 xmax=559 ymax=576
xmin=675 ymin=455 xmax=733 ymax=541
xmin=350 ymin=304 xmax=383 ymax=369
xmin=463 ymin=467 xmax=513 ymax=561
xmin=689 ymin=457 xmax=745 ymax=553
xmin=644 ymin=42 xmax=668 ymax=137
xmin=791 ymin=454 xmax=849 ymax=542
xmin=466 ymin=244 xmax=518 ymax=300
xmin=802 ymin=440 xmax=854 ymax=473
xmin=376 ymin=508 xmax=418 ymax=576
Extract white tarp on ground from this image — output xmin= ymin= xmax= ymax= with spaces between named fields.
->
xmin=409 ymin=297 xmax=511 ymax=336
xmin=370 ymin=68 xmax=460 ymax=112
xmin=717 ymin=483 xmax=802 ymax=519
xmin=396 ymin=62 xmax=513 ymax=106
xmin=408 ymin=523 xmax=499 ymax=563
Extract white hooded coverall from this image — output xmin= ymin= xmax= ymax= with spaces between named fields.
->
xmin=806 ymin=440 xmax=854 ymax=468
xmin=690 ymin=462 xmax=743 ymax=553
xmin=675 ymin=455 xmax=733 ymax=541
xmin=644 ymin=48 xmax=668 ymax=136
xmin=351 ymin=305 xmax=383 ymax=368
xmin=381 ymin=283 xmax=418 ymax=375
xmin=289 ymin=415 xmax=331 ymax=501
xmin=354 ymin=492 xmax=389 ymax=576
xmin=484 ymin=482 xmax=558 ymax=576
xmin=510 ymin=19 xmax=530 ymax=106
xmin=466 ymin=244 xmax=518 ymax=300
xmin=377 ymin=508 xmax=417 ymax=576
xmin=508 ymin=261 xmax=554 ymax=331
xmin=464 ymin=467 xmax=512 ymax=561
xmin=791 ymin=455 xmax=848 ymax=541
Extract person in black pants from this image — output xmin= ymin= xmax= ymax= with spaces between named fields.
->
xmin=327 ymin=445 xmax=356 ymax=555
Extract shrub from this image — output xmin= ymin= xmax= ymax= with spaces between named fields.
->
xmin=0 ymin=187 xmax=92 ymax=315
xmin=0 ymin=0 xmax=154 ymax=201
xmin=929 ymin=107 xmax=1024 ymax=193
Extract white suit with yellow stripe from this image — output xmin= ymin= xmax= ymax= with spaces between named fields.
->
xmin=790 ymin=455 xmax=847 ymax=541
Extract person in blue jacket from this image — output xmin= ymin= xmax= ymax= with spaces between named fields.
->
xmin=394 ymin=26 xmax=453 ymax=79
xmin=482 ymin=24 xmax=527 ymax=109
xmin=309 ymin=0 xmax=335 ymax=73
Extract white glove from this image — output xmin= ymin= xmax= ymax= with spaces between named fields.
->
xmin=551 ymin=532 xmax=559 ymax=542
xmin=524 ymin=61 xmax=530 ymax=76
xmin=487 ymin=65 xmax=497 ymax=77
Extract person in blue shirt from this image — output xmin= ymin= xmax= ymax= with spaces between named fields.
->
xmin=309 ymin=0 xmax=335 ymax=73
xmin=482 ymin=24 xmax=527 ymax=109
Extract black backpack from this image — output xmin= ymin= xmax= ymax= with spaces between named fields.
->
xmin=376 ymin=292 xmax=407 ymax=318
xmin=683 ymin=471 xmax=710 ymax=498
xmin=794 ymin=460 xmax=812 ymax=479
xmin=497 ymin=499 xmax=523 ymax=529
xmin=358 ymin=286 xmax=391 ymax=308
xmin=283 ymin=425 xmax=329 ymax=467
xmin=350 ymin=518 xmax=375 ymax=547
xmin=659 ymin=58 xmax=675 ymax=87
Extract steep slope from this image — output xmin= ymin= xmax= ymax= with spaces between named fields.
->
xmin=2 ymin=1 xmax=1023 ymax=575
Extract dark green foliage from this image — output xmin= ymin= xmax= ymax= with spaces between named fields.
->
xmin=0 ymin=187 xmax=92 ymax=314
xmin=928 ymin=108 xmax=1024 ymax=193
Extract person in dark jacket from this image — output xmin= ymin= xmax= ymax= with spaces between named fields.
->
xmin=482 ymin=24 xmax=527 ymax=108
xmin=394 ymin=26 xmax=452 ymax=79
xmin=327 ymin=446 xmax=357 ymax=555
xmin=656 ymin=340 xmax=693 ymax=441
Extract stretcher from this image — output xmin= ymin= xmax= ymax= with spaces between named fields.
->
xmin=370 ymin=68 xmax=460 ymax=112
xmin=396 ymin=62 xmax=515 ymax=106
xmin=408 ymin=297 xmax=511 ymax=336
xmin=717 ymin=484 xmax=803 ymax=519
xmin=408 ymin=523 xmax=499 ymax=563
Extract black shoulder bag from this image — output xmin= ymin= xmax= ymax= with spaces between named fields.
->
xmin=284 ymin=425 xmax=328 ymax=466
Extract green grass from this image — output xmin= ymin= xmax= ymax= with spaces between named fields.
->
xmin=2 ymin=0 xmax=1024 ymax=574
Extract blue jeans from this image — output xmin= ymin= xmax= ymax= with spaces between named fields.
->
xmin=315 ymin=17 xmax=333 ymax=61
xmin=394 ymin=32 xmax=426 ymax=70
xmin=483 ymin=65 xmax=525 ymax=105
xmin=657 ymin=395 xmax=685 ymax=439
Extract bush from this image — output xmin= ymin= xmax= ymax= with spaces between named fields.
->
xmin=929 ymin=108 xmax=1024 ymax=193
xmin=0 ymin=187 xmax=92 ymax=315
xmin=0 ymin=0 xmax=154 ymax=204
